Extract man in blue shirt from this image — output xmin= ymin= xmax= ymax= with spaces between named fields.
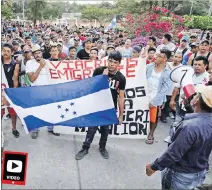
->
xmin=146 ymin=84 xmax=212 ymax=190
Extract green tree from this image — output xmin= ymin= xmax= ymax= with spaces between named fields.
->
xmin=42 ymin=3 xmax=61 ymax=20
xmin=184 ymin=15 xmax=212 ymax=29
xmin=26 ymin=0 xmax=46 ymax=26
xmin=81 ymin=6 xmax=118 ymax=25
xmin=1 ymin=1 xmax=14 ymax=19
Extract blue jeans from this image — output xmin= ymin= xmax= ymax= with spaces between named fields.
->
xmin=161 ymin=168 xmax=206 ymax=190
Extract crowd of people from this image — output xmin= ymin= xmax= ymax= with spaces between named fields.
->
xmin=1 ymin=20 xmax=212 ymax=190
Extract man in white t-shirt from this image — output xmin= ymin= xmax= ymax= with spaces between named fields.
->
xmin=157 ymin=33 xmax=176 ymax=53
xmin=26 ymin=44 xmax=60 ymax=139
xmin=170 ymin=56 xmax=209 ymax=115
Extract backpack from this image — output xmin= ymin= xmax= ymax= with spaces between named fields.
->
xmin=174 ymin=47 xmax=188 ymax=57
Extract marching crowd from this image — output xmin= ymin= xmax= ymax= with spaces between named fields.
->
xmin=1 ymin=21 xmax=212 ymax=190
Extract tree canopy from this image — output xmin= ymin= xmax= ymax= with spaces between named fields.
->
xmin=2 ymin=0 xmax=212 ymax=26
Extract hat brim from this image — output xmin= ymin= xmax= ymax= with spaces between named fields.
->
xmin=195 ymin=84 xmax=212 ymax=108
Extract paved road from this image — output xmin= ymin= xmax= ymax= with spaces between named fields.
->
xmin=2 ymin=118 xmax=212 ymax=189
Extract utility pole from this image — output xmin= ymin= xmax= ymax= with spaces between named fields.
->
xmin=208 ymin=0 xmax=212 ymax=16
xmin=23 ymin=0 xmax=25 ymax=20
xmin=189 ymin=0 xmax=194 ymax=15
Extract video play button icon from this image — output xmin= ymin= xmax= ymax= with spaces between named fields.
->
xmin=7 ymin=160 xmax=22 ymax=173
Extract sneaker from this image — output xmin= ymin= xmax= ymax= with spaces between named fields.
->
xmin=160 ymin=117 xmax=167 ymax=123
xmin=164 ymin=136 xmax=171 ymax=143
xmin=12 ymin=129 xmax=20 ymax=138
xmin=48 ymin=130 xmax=60 ymax=136
xmin=3 ymin=114 xmax=10 ymax=120
xmin=75 ymin=149 xmax=88 ymax=160
xmin=31 ymin=131 xmax=39 ymax=139
xmin=169 ymin=112 xmax=175 ymax=119
xmin=99 ymin=148 xmax=109 ymax=159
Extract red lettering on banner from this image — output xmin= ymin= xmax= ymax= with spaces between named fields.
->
xmin=73 ymin=70 xmax=82 ymax=80
xmin=83 ymin=69 xmax=92 ymax=79
xmin=126 ymin=66 xmax=136 ymax=77
xmin=49 ymin=69 xmax=59 ymax=79
xmin=63 ymin=60 xmax=74 ymax=68
xmin=75 ymin=61 xmax=84 ymax=70
xmin=94 ymin=60 xmax=102 ymax=68
xmin=50 ymin=61 xmax=61 ymax=69
xmin=84 ymin=60 xmax=93 ymax=70
xmin=125 ymin=59 xmax=137 ymax=78
xmin=58 ymin=69 xmax=69 ymax=80
xmin=103 ymin=59 xmax=107 ymax=66
xmin=126 ymin=59 xmax=138 ymax=67
xmin=117 ymin=65 xmax=124 ymax=72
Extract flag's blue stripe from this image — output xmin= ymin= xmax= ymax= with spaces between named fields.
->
xmin=5 ymin=75 xmax=109 ymax=108
xmin=24 ymin=108 xmax=118 ymax=132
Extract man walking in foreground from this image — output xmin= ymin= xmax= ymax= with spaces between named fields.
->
xmin=146 ymin=85 xmax=212 ymax=190
xmin=75 ymin=51 xmax=126 ymax=160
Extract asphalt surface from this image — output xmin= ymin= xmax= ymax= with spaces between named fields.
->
xmin=2 ymin=117 xmax=212 ymax=189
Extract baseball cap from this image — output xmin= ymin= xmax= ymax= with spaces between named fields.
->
xmin=43 ymin=35 xmax=50 ymax=40
xmin=12 ymin=40 xmax=19 ymax=45
xmin=132 ymin=46 xmax=142 ymax=53
xmin=107 ymin=45 xmax=115 ymax=50
xmin=85 ymin=38 xmax=92 ymax=43
xmin=74 ymin=37 xmax=80 ymax=41
xmin=190 ymin=42 xmax=199 ymax=47
xmin=57 ymin=42 xmax=63 ymax=47
xmin=195 ymin=84 xmax=212 ymax=108
xmin=97 ymin=40 xmax=104 ymax=44
xmin=190 ymin=33 xmax=198 ymax=38
xmin=200 ymin=39 xmax=210 ymax=45
xmin=181 ymin=36 xmax=189 ymax=42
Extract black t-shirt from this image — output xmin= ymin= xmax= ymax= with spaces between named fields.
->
xmin=2 ymin=58 xmax=17 ymax=88
xmin=77 ymin=49 xmax=90 ymax=60
xmin=93 ymin=66 xmax=126 ymax=109
xmin=48 ymin=58 xmax=62 ymax=61
xmin=42 ymin=45 xmax=51 ymax=59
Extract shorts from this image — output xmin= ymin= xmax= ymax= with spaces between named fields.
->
xmin=150 ymin=107 xmax=159 ymax=124
xmin=1 ymin=107 xmax=16 ymax=117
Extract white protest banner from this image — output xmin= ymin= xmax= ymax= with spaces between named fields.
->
xmin=47 ymin=58 xmax=150 ymax=139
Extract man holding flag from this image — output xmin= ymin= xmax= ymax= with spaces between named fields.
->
xmin=25 ymin=44 xmax=60 ymax=139
xmin=75 ymin=51 xmax=126 ymax=160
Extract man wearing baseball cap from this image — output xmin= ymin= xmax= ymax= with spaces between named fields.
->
xmin=146 ymin=84 xmax=212 ymax=190
xmin=19 ymin=45 xmax=32 ymax=87
xmin=190 ymin=33 xmax=198 ymax=44
xmin=188 ymin=40 xmax=212 ymax=68
xmin=131 ymin=46 xmax=142 ymax=58
xmin=26 ymin=44 xmax=60 ymax=139
xmin=173 ymin=36 xmax=191 ymax=65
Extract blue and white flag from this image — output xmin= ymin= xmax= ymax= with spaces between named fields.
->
xmin=4 ymin=75 xmax=118 ymax=133
xmin=105 ymin=16 xmax=116 ymax=31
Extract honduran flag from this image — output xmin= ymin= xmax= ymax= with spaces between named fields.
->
xmin=105 ymin=16 xmax=117 ymax=31
xmin=4 ymin=75 xmax=118 ymax=133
